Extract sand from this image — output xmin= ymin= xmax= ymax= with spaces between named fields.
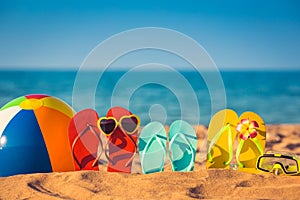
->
xmin=1 ymin=124 xmax=300 ymax=200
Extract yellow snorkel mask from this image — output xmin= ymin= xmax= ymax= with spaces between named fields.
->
xmin=256 ymin=152 xmax=300 ymax=176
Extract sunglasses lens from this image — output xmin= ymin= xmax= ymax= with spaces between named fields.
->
xmin=121 ymin=116 xmax=138 ymax=133
xmin=100 ymin=119 xmax=116 ymax=135
xmin=259 ymin=156 xmax=298 ymax=174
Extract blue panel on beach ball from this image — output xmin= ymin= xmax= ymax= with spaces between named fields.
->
xmin=0 ymin=110 xmax=52 ymax=176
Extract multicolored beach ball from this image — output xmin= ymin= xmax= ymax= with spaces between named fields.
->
xmin=0 ymin=94 xmax=76 ymax=176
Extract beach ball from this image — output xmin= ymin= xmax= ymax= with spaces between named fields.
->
xmin=0 ymin=94 xmax=76 ymax=176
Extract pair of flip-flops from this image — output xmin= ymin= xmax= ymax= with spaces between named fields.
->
xmin=139 ymin=120 xmax=197 ymax=174
xmin=206 ymin=109 xmax=266 ymax=173
xmin=68 ymin=107 xmax=139 ymax=173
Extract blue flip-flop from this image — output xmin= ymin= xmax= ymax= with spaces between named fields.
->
xmin=138 ymin=122 xmax=167 ymax=174
xmin=168 ymin=120 xmax=197 ymax=172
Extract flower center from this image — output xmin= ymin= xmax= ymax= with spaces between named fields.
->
xmin=236 ymin=119 xmax=259 ymax=140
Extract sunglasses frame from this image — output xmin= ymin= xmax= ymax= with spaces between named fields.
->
xmin=256 ymin=153 xmax=300 ymax=175
xmin=97 ymin=114 xmax=140 ymax=136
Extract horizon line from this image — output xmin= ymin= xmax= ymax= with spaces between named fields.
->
xmin=0 ymin=65 xmax=300 ymax=71
xmin=0 ymin=65 xmax=300 ymax=72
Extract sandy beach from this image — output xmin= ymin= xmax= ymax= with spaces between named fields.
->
xmin=1 ymin=124 xmax=300 ymax=199
xmin=1 ymin=0 xmax=299 ymax=199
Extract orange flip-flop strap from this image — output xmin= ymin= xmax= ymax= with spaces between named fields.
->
xmin=72 ymin=124 xmax=102 ymax=169
xmin=88 ymin=125 xmax=104 ymax=167
xmin=72 ymin=126 xmax=90 ymax=169
xmin=104 ymin=139 xmax=116 ymax=165
xmin=125 ymin=134 xmax=138 ymax=167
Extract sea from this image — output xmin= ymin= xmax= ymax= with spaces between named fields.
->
xmin=0 ymin=70 xmax=299 ymax=126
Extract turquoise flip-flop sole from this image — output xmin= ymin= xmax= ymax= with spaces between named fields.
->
xmin=168 ymin=120 xmax=197 ymax=172
xmin=139 ymin=122 xmax=167 ymax=174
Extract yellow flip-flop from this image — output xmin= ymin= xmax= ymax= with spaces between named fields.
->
xmin=235 ymin=111 xmax=266 ymax=173
xmin=206 ymin=109 xmax=238 ymax=169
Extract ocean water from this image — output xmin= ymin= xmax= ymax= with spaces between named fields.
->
xmin=0 ymin=70 xmax=299 ymax=125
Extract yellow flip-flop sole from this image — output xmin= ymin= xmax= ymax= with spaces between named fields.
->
xmin=236 ymin=111 xmax=266 ymax=173
xmin=206 ymin=109 xmax=238 ymax=169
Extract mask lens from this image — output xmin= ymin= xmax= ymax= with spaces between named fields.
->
xmin=259 ymin=157 xmax=275 ymax=171
xmin=121 ymin=116 xmax=139 ymax=133
xmin=283 ymin=158 xmax=298 ymax=173
xmin=99 ymin=118 xmax=116 ymax=135
xmin=259 ymin=156 xmax=298 ymax=174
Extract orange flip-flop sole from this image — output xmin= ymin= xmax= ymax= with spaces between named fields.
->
xmin=68 ymin=109 xmax=101 ymax=170
xmin=105 ymin=107 xmax=138 ymax=173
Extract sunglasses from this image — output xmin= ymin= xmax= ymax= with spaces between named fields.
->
xmin=97 ymin=115 xmax=140 ymax=136
xmin=256 ymin=153 xmax=300 ymax=175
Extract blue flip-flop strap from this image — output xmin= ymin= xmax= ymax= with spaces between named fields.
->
xmin=168 ymin=133 xmax=196 ymax=171
xmin=169 ymin=134 xmax=197 ymax=146
xmin=140 ymin=134 xmax=166 ymax=174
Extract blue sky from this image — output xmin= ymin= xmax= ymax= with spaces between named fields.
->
xmin=0 ymin=0 xmax=299 ymax=70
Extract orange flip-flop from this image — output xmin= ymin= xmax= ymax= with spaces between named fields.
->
xmin=68 ymin=109 xmax=103 ymax=170
xmin=98 ymin=106 xmax=140 ymax=173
